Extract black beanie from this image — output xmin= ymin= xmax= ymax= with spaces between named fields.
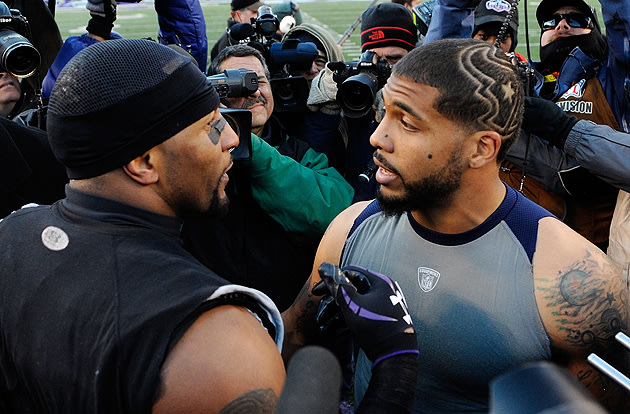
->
xmin=47 ymin=39 xmax=220 ymax=179
xmin=360 ymin=3 xmax=417 ymax=52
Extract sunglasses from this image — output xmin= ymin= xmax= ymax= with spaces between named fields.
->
xmin=541 ymin=13 xmax=593 ymax=31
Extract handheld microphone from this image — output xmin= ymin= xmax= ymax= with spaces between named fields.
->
xmin=274 ymin=346 xmax=342 ymax=414
xmin=359 ymin=160 xmax=377 ymax=184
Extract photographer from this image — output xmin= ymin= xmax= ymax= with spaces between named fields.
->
xmin=182 ymin=44 xmax=353 ymax=311
xmin=305 ymin=3 xmax=417 ymax=201
xmin=276 ymin=22 xmax=343 ymax=138
xmin=0 ymin=72 xmax=21 ymax=118
xmin=210 ymin=0 xmax=265 ymax=62
xmin=0 ymin=1 xmax=59 ymax=124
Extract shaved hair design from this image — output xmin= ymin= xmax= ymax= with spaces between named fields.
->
xmin=393 ymin=38 xmax=524 ymax=161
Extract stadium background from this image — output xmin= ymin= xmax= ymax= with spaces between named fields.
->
xmin=52 ymin=0 xmax=603 ymax=65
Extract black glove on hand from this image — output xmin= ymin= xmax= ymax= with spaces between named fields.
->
xmin=316 ymin=262 xmax=418 ymax=368
xmin=86 ymin=0 xmax=117 ymax=39
xmin=522 ymin=95 xmax=579 ymax=149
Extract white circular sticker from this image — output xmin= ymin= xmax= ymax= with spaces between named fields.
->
xmin=41 ymin=226 xmax=69 ymax=251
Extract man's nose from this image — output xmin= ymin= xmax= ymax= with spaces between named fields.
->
xmin=555 ymin=18 xmax=571 ymax=31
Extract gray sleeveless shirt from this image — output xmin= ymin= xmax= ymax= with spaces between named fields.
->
xmin=345 ymin=186 xmax=553 ymax=413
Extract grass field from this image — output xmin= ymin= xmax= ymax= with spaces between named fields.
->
xmin=52 ymin=0 xmax=604 ymax=65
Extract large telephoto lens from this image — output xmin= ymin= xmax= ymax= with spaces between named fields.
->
xmin=338 ymin=72 xmax=379 ymax=118
xmin=0 ymin=30 xmax=40 ymax=78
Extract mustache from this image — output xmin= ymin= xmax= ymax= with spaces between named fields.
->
xmin=241 ymin=95 xmax=267 ymax=109
xmin=373 ymin=150 xmax=400 ymax=176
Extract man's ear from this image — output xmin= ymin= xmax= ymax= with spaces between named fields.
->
xmin=122 ymin=151 xmax=159 ymax=185
xmin=469 ymin=131 xmax=502 ymax=169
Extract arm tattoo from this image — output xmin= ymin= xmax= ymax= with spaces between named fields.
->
xmin=537 ymin=248 xmax=628 ymax=351
xmin=219 ymin=388 xmax=278 ymax=414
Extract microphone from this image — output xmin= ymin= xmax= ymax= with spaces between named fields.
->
xmin=274 ymin=346 xmax=342 ymax=414
xmin=229 ymin=23 xmax=255 ymax=41
xmin=358 ymin=160 xmax=377 ymax=184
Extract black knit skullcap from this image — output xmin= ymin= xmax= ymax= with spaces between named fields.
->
xmin=47 ymin=39 xmax=219 ymax=179
xmin=360 ymin=3 xmax=417 ymax=52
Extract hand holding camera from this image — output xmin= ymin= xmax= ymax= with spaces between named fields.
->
xmin=307 ymin=66 xmax=341 ymax=115
xmin=313 ymin=262 xmax=418 ymax=367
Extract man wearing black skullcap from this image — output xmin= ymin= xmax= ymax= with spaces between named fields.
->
xmin=0 ymin=38 xmax=289 ymax=413
xmin=0 ymin=37 xmax=420 ymax=414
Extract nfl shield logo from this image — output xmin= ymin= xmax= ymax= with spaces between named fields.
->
xmin=418 ymin=267 xmax=440 ymax=292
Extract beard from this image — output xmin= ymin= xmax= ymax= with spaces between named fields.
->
xmin=376 ymin=146 xmax=466 ymax=216
xmin=178 ymin=184 xmax=230 ymax=220
xmin=206 ymin=187 xmax=230 ymax=218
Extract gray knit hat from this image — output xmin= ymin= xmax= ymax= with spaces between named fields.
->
xmin=47 ymin=39 xmax=219 ymax=179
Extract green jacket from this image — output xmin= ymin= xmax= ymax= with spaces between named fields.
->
xmin=242 ymin=117 xmax=354 ymax=238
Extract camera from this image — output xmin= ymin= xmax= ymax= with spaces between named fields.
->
xmin=0 ymin=2 xmax=40 ymax=78
xmin=221 ymin=108 xmax=252 ymax=161
xmin=268 ymin=39 xmax=318 ymax=112
xmin=208 ymin=69 xmax=257 ymax=161
xmin=207 ymin=68 xmax=258 ymax=98
xmin=253 ymin=5 xmax=279 ymax=39
xmin=412 ymin=0 xmax=436 ymax=38
xmin=328 ymin=50 xmax=391 ymax=119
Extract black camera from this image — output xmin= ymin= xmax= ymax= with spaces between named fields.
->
xmin=207 ymin=68 xmax=258 ymax=98
xmin=412 ymin=0 xmax=436 ymax=38
xmin=268 ymin=39 xmax=318 ymax=113
xmin=221 ymin=108 xmax=252 ymax=161
xmin=208 ymin=70 xmax=257 ymax=161
xmin=252 ymin=5 xmax=279 ymax=39
xmin=329 ymin=50 xmax=391 ymax=119
xmin=0 ymin=2 xmax=40 ymax=78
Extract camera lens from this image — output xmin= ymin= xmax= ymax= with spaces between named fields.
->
xmin=338 ymin=72 xmax=379 ymax=118
xmin=0 ymin=31 xmax=40 ymax=78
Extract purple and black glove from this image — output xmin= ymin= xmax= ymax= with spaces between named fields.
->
xmin=314 ymin=262 xmax=418 ymax=367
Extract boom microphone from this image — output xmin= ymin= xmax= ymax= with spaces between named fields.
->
xmin=274 ymin=346 xmax=342 ymax=414
xmin=229 ymin=23 xmax=255 ymax=41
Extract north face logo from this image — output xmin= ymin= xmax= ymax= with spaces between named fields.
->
xmin=369 ymin=30 xmax=385 ymax=41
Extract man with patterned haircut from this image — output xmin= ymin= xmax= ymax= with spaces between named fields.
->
xmin=282 ymin=38 xmax=629 ymax=413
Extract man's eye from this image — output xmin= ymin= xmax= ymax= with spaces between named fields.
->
xmin=401 ymin=118 xmax=418 ymax=130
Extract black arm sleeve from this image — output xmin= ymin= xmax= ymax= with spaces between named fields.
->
xmin=355 ymin=353 xmax=418 ymax=414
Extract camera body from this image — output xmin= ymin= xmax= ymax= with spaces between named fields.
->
xmin=412 ymin=0 xmax=436 ymax=38
xmin=220 ymin=108 xmax=252 ymax=161
xmin=268 ymin=39 xmax=317 ymax=113
xmin=0 ymin=2 xmax=40 ymax=78
xmin=208 ymin=69 xmax=258 ymax=161
xmin=252 ymin=5 xmax=279 ymax=39
xmin=329 ymin=50 xmax=391 ymax=119
xmin=207 ymin=68 xmax=258 ymax=98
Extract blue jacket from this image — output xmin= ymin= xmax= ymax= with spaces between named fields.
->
xmin=41 ymin=32 xmax=123 ymax=99
xmin=155 ymin=0 xmax=207 ymax=70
